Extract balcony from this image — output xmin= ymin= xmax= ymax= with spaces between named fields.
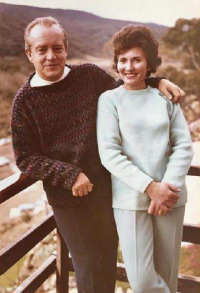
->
xmin=0 ymin=166 xmax=200 ymax=293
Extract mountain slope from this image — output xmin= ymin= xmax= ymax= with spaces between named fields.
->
xmin=0 ymin=3 xmax=168 ymax=58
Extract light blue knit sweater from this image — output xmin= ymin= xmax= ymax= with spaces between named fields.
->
xmin=97 ymin=85 xmax=193 ymax=210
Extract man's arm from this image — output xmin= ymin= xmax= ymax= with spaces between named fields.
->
xmin=92 ymin=64 xmax=185 ymax=103
xmin=146 ymin=77 xmax=185 ymax=103
xmin=11 ymin=98 xmax=81 ymax=189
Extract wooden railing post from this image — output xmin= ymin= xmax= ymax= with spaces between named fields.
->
xmin=56 ymin=229 xmax=69 ymax=293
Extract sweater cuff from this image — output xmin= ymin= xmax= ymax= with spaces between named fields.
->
xmin=141 ymin=177 xmax=154 ymax=193
xmin=62 ymin=167 xmax=82 ymax=190
xmin=133 ymin=174 xmax=153 ymax=193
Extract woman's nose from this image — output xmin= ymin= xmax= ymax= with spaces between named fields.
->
xmin=126 ymin=61 xmax=134 ymax=70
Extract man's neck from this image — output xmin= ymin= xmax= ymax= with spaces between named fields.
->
xmin=30 ymin=66 xmax=70 ymax=87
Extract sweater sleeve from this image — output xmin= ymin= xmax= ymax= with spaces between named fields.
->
xmin=161 ymin=103 xmax=194 ymax=188
xmin=97 ymin=92 xmax=153 ymax=193
xmin=11 ymin=96 xmax=82 ymax=189
xmin=90 ymin=64 xmax=166 ymax=94
xmin=91 ymin=64 xmax=117 ymax=95
xmin=145 ymin=76 xmax=166 ymax=88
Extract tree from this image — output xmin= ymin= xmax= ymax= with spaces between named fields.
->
xmin=162 ymin=18 xmax=200 ymax=72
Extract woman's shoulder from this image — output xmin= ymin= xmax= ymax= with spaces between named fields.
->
xmin=98 ymin=87 xmax=123 ymax=115
xmin=148 ymin=86 xmax=170 ymax=102
xmin=148 ymin=86 xmax=175 ymax=116
xmin=99 ymin=86 xmax=123 ymax=101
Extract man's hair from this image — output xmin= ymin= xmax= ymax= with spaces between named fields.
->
xmin=24 ymin=16 xmax=68 ymax=52
xmin=112 ymin=25 xmax=162 ymax=76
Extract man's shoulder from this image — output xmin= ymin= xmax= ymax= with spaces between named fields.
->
xmin=69 ymin=63 xmax=106 ymax=75
xmin=13 ymin=73 xmax=34 ymax=104
xmin=68 ymin=63 xmax=116 ymax=93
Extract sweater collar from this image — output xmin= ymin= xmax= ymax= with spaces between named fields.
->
xmin=120 ymin=85 xmax=150 ymax=94
xmin=25 ymin=65 xmax=76 ymax=92
xmin=30 ymin=66 xmax=71 ymax=87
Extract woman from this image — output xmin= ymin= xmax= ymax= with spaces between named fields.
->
xmin=97 ymin=26 xmax=193 ymax=293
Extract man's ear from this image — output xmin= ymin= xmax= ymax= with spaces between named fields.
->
xmin=26 ymin=49 xmax=33 ymax=63
xmin=65 ymin=46 xmax=68 ymax=59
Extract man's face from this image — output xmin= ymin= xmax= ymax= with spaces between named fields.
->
xmin=26 ymin=24 xmax=67 ymax=81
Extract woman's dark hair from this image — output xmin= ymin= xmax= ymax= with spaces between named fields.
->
xmin=112 ymin=25 xmax=162 ymax=76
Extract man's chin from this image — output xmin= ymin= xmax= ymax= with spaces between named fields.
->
xmin=43 ymin=71 xmax=63 ymax=82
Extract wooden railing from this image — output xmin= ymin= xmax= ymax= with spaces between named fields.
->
xmin=0 ymin=166 xmax=200 ymax=293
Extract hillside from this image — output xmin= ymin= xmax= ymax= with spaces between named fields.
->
xmin=0 ymin=2 xmax=168 ymax=59
xmin=1 ymin=3 xmax=199 ymax=141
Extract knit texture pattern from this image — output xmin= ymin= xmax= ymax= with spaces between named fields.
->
xmin=11 ymin=64 xmax=161 ymax=208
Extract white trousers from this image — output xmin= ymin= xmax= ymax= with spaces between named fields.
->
xmin=114 ymin=206 xmax=185 ymax=293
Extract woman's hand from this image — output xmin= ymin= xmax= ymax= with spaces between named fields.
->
xmin=148 ymin=200 xmax=172 ymax=216
xmin=145 ymin=181 xmax=180 ymax=212
xmin=158 ymin=79 xmax=185 ymax=103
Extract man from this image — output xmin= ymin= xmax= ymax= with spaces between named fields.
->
xmin=11 ymin=17 xmax=184 ymax=293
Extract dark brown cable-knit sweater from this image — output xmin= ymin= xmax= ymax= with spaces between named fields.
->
xmin=11 ymin=63 xmax=161 ymax=208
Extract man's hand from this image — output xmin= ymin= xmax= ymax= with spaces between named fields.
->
xmin=72 ymin=172 xmax=93 ymax=197
xmin=158 ymin=79 xmax=185 ymax=103
xmin=145 ymin=181 xmax=180 ymax=212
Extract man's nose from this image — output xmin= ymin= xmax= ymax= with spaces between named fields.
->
xmin=46 ymin=50 xmax=56 ymax=60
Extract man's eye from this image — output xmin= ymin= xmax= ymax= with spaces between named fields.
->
xmin=119 ymin=59 xmax=126 ymax=63
xmin=54 ymin=47 xmax=63 ymax=52
xmin=38 ymin=48 xmax=45 ymax=53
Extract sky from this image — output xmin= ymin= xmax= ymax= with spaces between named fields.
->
xmin=1 ymin=0 xmax=200 ymax=27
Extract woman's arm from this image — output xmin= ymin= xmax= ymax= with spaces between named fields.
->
xmin=97 ymin=92 xmax=183 ymax=211
xmin=162 ymin=103 xmax=194 ymax=187
xmin=97 ymin=92 xmax=153 ymax=193
xmin=147 ymin=102 xmax=194 ymax=216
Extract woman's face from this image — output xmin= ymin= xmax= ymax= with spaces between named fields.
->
xmin=117 ymin=47 xmax=149 ymax=90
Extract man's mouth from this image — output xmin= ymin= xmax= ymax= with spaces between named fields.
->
xmin=45 ymin=64 xmax=59 ymax=68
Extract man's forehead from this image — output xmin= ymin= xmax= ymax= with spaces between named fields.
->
xmin=29 ymin=24 xmax=64 ymax=39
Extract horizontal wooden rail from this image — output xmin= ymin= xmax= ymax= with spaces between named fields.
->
xmin=183 ymin=224 xmax=200 ymax=244
xmin=12 ymin=254 xmax=74 ymax=293
xmin=0 ymin=165 xmax=199 ymax=205
xmin=0 ymin=172 xmax=36 ymax=204
xmin=13 ymin=255 xmax=56 ymax=293
xmin=8 ymin=256 xmax=200 ymax=293
xmin=116 ymin=263 xmax=200 ymax=293
xmin=188 ymin=165 xmax=200 ymax=176
xmin=0 ymin=212 xmax=56 ymax=275
xmin=178 ymin=275 xmax=200 ymax=293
